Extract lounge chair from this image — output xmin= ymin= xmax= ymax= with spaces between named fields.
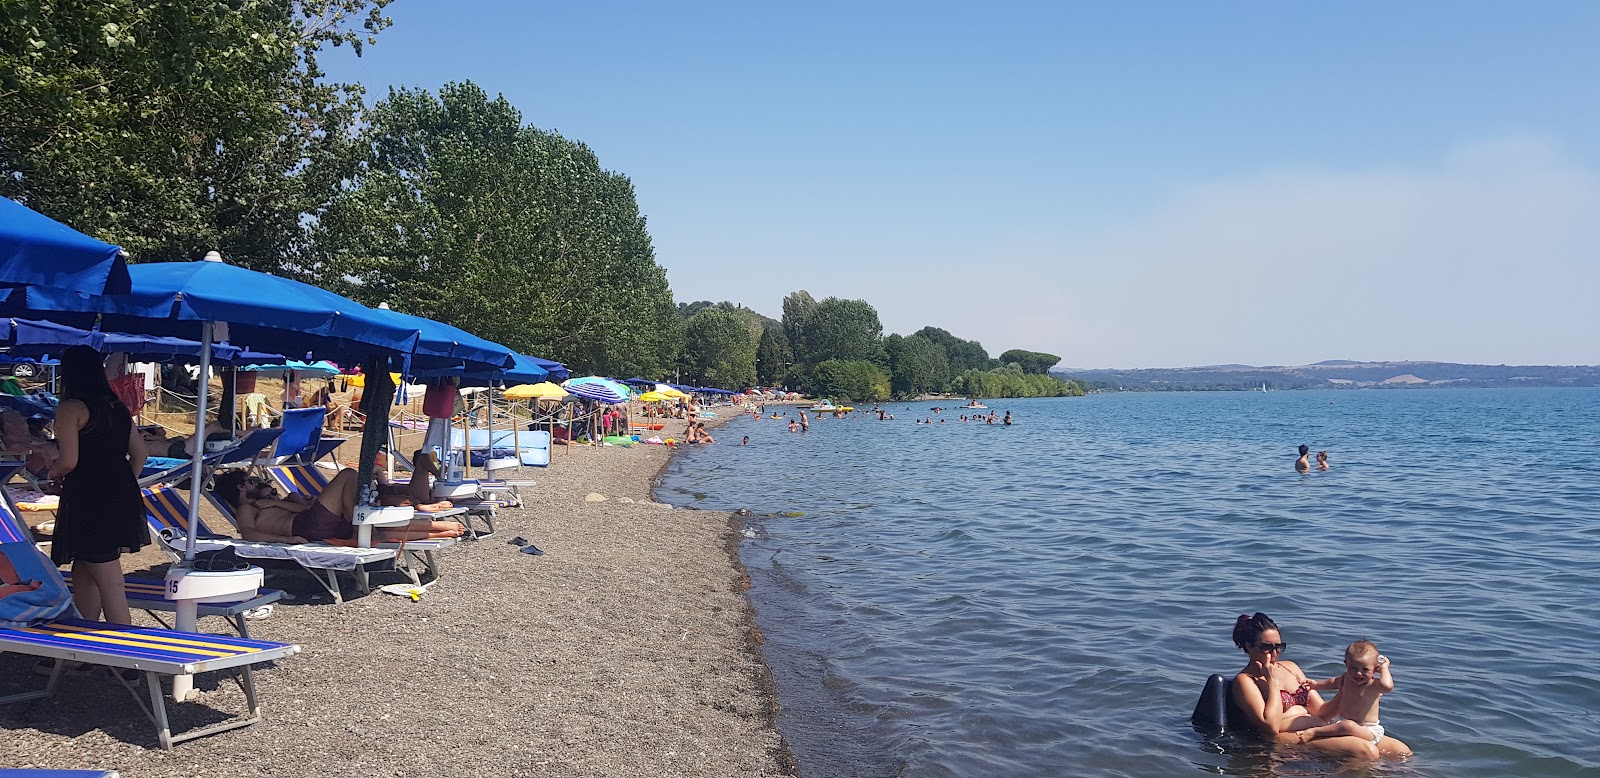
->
xmin=143 ymin=485 xmax=394 ymax=604
xmin=0 ymin=498 xmax=282 ymax=638
xmin=270 ymin=407 xmax=346 ymax=465
xmin=262 ymin=465 xmax=461 ymax=580
xmin=0 ymin=511 xmax=300 ymax=750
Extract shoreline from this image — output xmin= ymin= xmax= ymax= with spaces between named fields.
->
xmin=1 ymin=406 xmax=798 ymax=777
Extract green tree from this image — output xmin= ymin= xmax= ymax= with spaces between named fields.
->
xmin=755 ymin=320 xmax=792 ymax=386
xmin=781 ymin=290 xmax=818 ymax=368
xmin=810 ymin=359 xmax=889 ymax=402
xmin=307 ymin=82 xmax=679 ymax=376
xmin=1 ymin=0 xmax=392 ymax=268
xmin=912 ymin=327 xmax=992 ymax=373
xmin=998 ymin=349 xmax=1063 ymax=375
xmin=800 ymin=297 xmax=886 ymax=367
xmin=682 ymin=308 xmax=757 ymax=389
xmin=887 ymin=333 xmax=949 ymax=398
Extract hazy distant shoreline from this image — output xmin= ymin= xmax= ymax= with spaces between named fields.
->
xmin=1056 ymin=359 xmax=1600 ymax=391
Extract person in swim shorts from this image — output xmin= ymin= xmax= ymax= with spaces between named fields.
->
xmin=214 ymin=469 xmax=464 ymax=544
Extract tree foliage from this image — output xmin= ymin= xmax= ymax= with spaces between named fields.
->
xmin=682 ymin=307 xmax=757 ymax=389
xmin=307 ymin=82 xmax=679 ymax=376
xmin=1 ymin=0 xmax=392 ymax=268
xmin=951 ymin=364 xmax=1087 ymax=398
xmin=755 ymin=320 xmax=792 ymax=386
xmin=886 ymin=333 xmax=949 ymax=398
xmin=795 ymin=296 xmax=886 ymax=368
xmin=998 ymin=349 xmax=1062 ymax=375
xmin=809 ymin=359 xmax=889 ymax=402
xmin=912 ymin=327 xmax=992 ymax=373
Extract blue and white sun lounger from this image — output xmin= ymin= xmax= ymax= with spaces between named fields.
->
xmin=0 ymin=504 xmax=300 ymax=749
xmin=262 ymin=465 xmax=460 ymax=581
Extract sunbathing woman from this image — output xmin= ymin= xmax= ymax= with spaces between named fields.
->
xmin=214 ymin=469 xmax=464 ymax=545
xmin=1229 ymin=612 xmax=1411 ymax=759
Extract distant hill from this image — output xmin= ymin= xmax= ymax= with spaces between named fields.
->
xmin=1055 ymin=360 xmax=1600 ymax=391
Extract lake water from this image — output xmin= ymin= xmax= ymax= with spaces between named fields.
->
xmin=655 ymin=389 xmax=1600 ymax=777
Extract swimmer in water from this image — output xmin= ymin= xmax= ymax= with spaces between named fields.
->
xmin=741 ymin=436 xmax=749 ymax=446
xmin=1296 ymin=444 xmax=1311 ymax=473
xmin=1317 ymin=451 xmax=1330 ymax=470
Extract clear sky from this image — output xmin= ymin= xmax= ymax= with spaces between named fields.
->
xmin=320 ymin=2 xmax=1600 ymax=369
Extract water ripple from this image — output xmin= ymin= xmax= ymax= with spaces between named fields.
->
xmin=657 ymin=389 xmax=1600 ymax=777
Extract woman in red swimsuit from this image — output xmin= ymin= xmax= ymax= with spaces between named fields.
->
xmin=1229 ymin=612 xmax=1404 ymax=759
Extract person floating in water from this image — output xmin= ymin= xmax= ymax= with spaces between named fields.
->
xmin=1317 ymin=451 xmax=1330 ymax=470
xmin=1296 ymin=444 xmax=1311 ymax=473
xmin=741 ymin=435 xmax=749 ymax=446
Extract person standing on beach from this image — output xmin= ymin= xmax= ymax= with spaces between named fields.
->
xmin=1296 ymin=444 xmax=1311 ymax=473
xmin=47 ymin=346 xmax=148 ymax=625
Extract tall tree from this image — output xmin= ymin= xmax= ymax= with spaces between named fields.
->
xmin=755 ymin=321 xmax=792 ymax=386
xmin=781 ymin=290 xmax=818 ymax=367
xmin=888 ymin=333 xmax=950 ymax=397
xmin=801 ymin=297 xmax=886 ymax=367
xmin=1 ymin=0 xmax=392 ymax=267
xmin=307 ymin=82 xmax=679 ymax=376
xmin=998 ymin=349 xmax=1062 ymax=375
xmin=913 ymin=327 xmax=992 ymax=373
xmin=682 ymin=307 xmax=757 ymax=389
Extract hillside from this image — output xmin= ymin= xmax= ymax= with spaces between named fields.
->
xmin=1055 ymin=360 xmax=1600 ymax=391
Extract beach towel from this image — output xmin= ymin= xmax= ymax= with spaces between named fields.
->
xmin=0 ymin=540 xmax=77 ymax=628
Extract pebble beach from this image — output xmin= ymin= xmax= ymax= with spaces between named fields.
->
xmin=0 ymin=412 xmax=797 ymax=777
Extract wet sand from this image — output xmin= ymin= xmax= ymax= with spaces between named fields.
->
xmin=0 ymin=410 xmax=797 ymax=777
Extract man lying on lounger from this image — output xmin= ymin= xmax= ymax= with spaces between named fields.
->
xmin=212 ymin=469 xmax=465 ymax=545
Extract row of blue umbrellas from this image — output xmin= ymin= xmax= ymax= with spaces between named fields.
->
xmin=1 ymin=197 xmax=568 ymax=560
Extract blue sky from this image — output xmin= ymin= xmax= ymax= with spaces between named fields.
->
xmin=321 ymin=2 xmax=1600 ymax=368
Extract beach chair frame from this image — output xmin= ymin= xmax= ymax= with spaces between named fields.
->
xmin=265 ymin=464 xmax=462 ymax=581
xmin=143 ymin=485 xmax=393 ymax=604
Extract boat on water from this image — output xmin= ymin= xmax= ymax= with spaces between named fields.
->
xmin=805 ymin=400 xmax=854 ymax=413
xmin=960 ymin=400 xmax=988 ymax=410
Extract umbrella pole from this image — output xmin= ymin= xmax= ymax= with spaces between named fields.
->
xmin=486 ymin=385 xmax=496 ymax=474
xmin=512 ymin=397 xmax=521 ymax=464
xmin=183 ymin=323 xmax=214 ymax=562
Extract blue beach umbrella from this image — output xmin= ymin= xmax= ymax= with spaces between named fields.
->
xmin=0 ymin=197 xmax=131 ymax=295
xmin=564 ymin=376 xmax=632 ymax=400
xmin=563 ymin=382 xmax=626 ymax=404
xmin=367 ymin=303 xmax=516 ymax=373
xmin=2 ymin=317 xmax=107 ymax=352
xmin=0 ymin=254 xmax=425 ymax=561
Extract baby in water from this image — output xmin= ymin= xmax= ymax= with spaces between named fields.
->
xmin=1296 ymin=639 xmax=1393 ymax=745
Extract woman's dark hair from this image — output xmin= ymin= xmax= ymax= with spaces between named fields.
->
xmin=1233 ymin=612 xmax=1279 ymax=650
xmin=1297 ymin=444 xmax=1309 ymax=456
xmin=58 ymin=345 xmax=115 ymax=402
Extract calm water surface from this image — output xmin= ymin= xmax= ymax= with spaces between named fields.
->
xmin=656 ymin=389 xmax=1600 ymax=777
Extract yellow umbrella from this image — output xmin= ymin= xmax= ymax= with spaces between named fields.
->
xmin=637 ymin=391 xmax=669 ymax=403
xmin=505 ymin=382 xmax=568 ymax=400
xmin=661 ymin=388 xmax=689 ymax=399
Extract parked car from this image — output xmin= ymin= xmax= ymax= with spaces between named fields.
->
xmin=0 ymin=351 xmax=42 ymax=378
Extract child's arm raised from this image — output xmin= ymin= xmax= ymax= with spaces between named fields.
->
xmin=1375 ymin=655 xmax=1395 ymax=693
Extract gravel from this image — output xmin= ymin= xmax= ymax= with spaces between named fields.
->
xmin=0 ymin=413 xmax=797 ymax=777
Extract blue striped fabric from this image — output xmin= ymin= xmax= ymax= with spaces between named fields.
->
xmin=0 ymin=618 xmax=284 ymax=665
xmin=268 ymin=465 xmax=331 ymax=498
xmin=141 ymin=486 xmax=226 ymax=539
xmin=0 ymin=499 xmax=29 ymax=544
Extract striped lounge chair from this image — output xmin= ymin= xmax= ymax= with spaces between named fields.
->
xmin=263 ymin=465 xmax=461 ymax=581
xmin=0 ymin=483 xmax=282 ymax=637
xmin=0 ymin=506 xmax=300 ymax=750
xmin=143 ymin=485 xmax=394 ymax=604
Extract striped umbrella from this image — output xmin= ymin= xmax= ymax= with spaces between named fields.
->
xmin=563 ymin=381 xmax=625 ymax=404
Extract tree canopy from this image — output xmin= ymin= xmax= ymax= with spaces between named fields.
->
xmin=998 ymin=349 xmax=1063 ymax=375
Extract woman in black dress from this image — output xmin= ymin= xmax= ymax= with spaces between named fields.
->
xmin=47 ymin=346 xmax=148 ymax=624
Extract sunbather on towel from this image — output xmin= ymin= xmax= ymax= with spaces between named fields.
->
xmin=1 ymin=408 xmax=58 ymax=476
xmin=213 ymin=469 xmax=465 ymax=545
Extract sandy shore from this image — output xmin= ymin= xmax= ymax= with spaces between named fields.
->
xmin=0 ymin=410 xmax=797 ymax=777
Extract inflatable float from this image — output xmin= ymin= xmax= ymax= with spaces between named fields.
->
xmin=1191 ymin=674 xmax=1247 ymax=735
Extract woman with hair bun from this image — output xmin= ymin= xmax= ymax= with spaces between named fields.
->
xmin=1229 ymin=613 xmax=1411 ymax=759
